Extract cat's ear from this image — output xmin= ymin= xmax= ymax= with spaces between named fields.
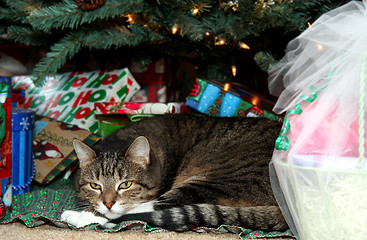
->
xmin=73 ymin=139 xmax=97 ymax=168
xmin=125 ymin=136 xmax=150 ymax=166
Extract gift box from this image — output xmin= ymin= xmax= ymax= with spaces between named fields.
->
xmin=33 ymin=116 xmax=100 ymax=185
xmin=95 ymin=102 xmax=189 ymax=137
xmin=96 ymin=116 xmax=131 ymax=138
xmin=186 ymin=78 xmax=280 ymax=121
xmin=12 ymin=68 xmax=140 ymax=133
xmin=12 ymin=108 xmax=35 ymax=195
xmin=0 ymin=77 xmax=12 ymax=220
xmin=11 ymin=89 xmax=26 ymax=108
xmin=130 ymin=59 xmax=170 ymax=102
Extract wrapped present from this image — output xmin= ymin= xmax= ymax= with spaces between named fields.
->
xmin=0 ymin=77 xmax=12 ymax=220
xmin=95 ymin=102 xmax=189 ymax=137
xmin=186 ymin=78 xmax=280 ymax=121
xmin=11 ymin=89 xmax=26 ymax=108
xmin=96 ymin=116 xmax=131 ymax=138
xmin=95 ymin=102 xmax=188 ymax=115
xmin=130 ymin=59 xmax=169 ymax=102
xmin=12 ymin=108 xmax=35 ymax=195
xmin=33 ymin=116 xmax=100 ymax=185
xmin=12 ymin=68 xmax=140 ymax=133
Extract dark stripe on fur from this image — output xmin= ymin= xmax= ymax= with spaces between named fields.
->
xmin=109 ymin=203 xmax=288 ymax=232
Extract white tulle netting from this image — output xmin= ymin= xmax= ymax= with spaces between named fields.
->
xmin=269 ymin=0 xmax=367 ymax=114
xmin=269 ymin=0 xmax=367 ymax=158
xmin=269 ymin=2 xmax=367 ymax=239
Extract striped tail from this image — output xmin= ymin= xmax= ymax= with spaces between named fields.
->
xmin=109 ymin=203 xmax=288 ymax=232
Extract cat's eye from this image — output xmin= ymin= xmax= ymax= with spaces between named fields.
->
xmin=90 ymin=183 xmax=102 ymax=190
xmin=118 ymin=181 xmax=132 ymax=189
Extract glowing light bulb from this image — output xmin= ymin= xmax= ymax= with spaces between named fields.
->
xmin=307 ymin=22 xmax=315 ymax=31
xmin=192 ymin=8 xmax=199 ymax=15
xmin=172 ymin=26 xmax=178 ymax=34
xmin=231 ymin=66 xmax=237 ymax=77
xmin=316 ymin=43 xmax=323 ymax=51
xmin=205 ymin=32 xmax=210 ymax=36
xmin=251 ymin=97 xmax=259 ymax=106
xmin=127 ymin=14 xmax=134 ymax=23
xmin=215 ymin=39 xmax=225 ymax=45
xmin=224 ymin=83 xmax=230 ymax=91
xmin=240 ymin=42 xmax=250 ymax=49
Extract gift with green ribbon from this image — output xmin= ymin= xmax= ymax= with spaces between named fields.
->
xmin=267 ymin=1 xmax=367 ymax=239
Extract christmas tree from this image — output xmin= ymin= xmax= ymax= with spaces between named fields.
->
xmin=0 ymin=0 xmax=350 ymax=87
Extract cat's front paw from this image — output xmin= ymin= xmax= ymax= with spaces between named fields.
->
xmin=61 ymin=210 xmax=108 ymax=229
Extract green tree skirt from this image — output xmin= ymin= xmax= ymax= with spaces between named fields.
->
xmin=1 ymin=178 xmax=293 ymax=239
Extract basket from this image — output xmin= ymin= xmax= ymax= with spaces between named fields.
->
xmin=270 ymin=56 xmax=367 ymax=240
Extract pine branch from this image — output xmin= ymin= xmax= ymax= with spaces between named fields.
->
xmin=4 ymin=0 xmax=49 ymax=23
xmin=31 ymin=24 xmax=167 ymax=85
xmin=2 ymin=0 xmax=352 ymax=85
xmin=254 ymin=51 xmax=276 ymax=72
xmin=6 ymin=26 xmax=57 ymax=45
xmin=27 ymin=0 xmax=80 ymax=31
xmin=175 ymin=14 xmax=206 ymax=41
xmin=207 ymin=10 xmax=242 ymax=36
xmin=32 ymin=31 xmax=83 ymax=86
xmin=27 ymin=0 xmax=149 ymax=31
xmin=0 ymin=6 xmax=27 ymax=23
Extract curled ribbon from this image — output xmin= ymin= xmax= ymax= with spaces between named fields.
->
xmin=274 ymin=87 xmax=325 ymax=151
xmin=275 ymin=104 xmax=302 ymax=150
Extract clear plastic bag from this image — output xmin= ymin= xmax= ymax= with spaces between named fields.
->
xmin=268 ymin=1 xmax=367 ymax=239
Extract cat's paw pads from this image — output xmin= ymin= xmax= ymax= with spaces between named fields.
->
xmin=61 ymin=210 xmax=108 ymax=229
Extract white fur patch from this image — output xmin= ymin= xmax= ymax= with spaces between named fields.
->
xmin=96 ymin=202 xmax=125 ymax=220
xmin=125 ymin=201 xmax=155 ymax=214
xmin=61 ymin=210 xmax=108 ymax=228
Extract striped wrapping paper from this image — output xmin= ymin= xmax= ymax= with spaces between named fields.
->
xmin=12 ymin=107 xmax=35 ymax=195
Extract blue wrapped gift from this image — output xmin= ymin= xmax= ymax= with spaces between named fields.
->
xmin=12 ymin=108 xmax=35 ymax=195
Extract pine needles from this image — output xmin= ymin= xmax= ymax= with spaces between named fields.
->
xmin=1 ymin=0 xmax=350 ymax=86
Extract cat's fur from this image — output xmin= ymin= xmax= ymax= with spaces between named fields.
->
xmin=61 ymin=115 xmax=287 ymax=231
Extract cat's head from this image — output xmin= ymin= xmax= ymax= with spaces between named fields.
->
xmin=73 ymin=136 xmax=161 ymax=219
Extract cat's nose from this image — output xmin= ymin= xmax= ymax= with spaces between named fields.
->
xmin=103 ymin=201 xmax=116 ymax=210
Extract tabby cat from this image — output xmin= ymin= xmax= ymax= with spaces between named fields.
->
xmin=61 ymin=114 xmax=288 ymax=231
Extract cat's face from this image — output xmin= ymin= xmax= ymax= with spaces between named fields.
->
xmin=73 ymin=137 xmax=161 ymax=219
